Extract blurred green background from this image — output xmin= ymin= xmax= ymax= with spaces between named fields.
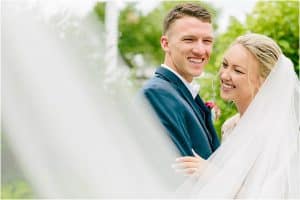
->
xmin=2 ymin=0 xmax=299 ymax=198
xmin=94 ymin=0 xmax=299 ymax=135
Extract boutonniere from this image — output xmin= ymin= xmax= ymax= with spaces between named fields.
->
xmin=205 ymin=101 xmax=221 ymax=121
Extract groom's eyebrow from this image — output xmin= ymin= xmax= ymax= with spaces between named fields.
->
xmin=204 ymin=36 xmax=214 ymax=40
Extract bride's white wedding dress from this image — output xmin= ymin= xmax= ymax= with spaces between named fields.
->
xmin=221 ymin=113 xmax=240 ymax=141
xmin=177 ymin=55 xmax=300 ymax=198
xmin=3 ymin=0 xmax=299 ymax=198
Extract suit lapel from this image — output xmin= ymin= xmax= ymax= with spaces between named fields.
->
xmin=195 ymin=95 xmax=213 ymax=142
xmin=178 ymin=89 xmax=213 ymax=143
xmin=155 ymin=67 xmax=213 ymax=143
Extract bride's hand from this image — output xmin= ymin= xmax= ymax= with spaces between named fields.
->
xmin=172 ymin=149 xmax=208 ymax=176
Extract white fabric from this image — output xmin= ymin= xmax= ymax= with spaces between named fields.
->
xmin=161 ymin=64 xmax=200 ymax=98
xmin=2 ymin=1 xmax=183 ymax=198
xmin=177 ymin=55 xmax=300 ymax=198
xmin=221 ymin=113 xmax=240 ymax=141
xmin=3 ymin=0 xmax=299 ymax=198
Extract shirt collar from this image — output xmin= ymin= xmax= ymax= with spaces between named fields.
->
xmin=161 ymin=64 xmax=200 ymax=99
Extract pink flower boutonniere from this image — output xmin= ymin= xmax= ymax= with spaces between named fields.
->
xmin=205 ymin=101 xmax=216 ymax=109
xmin=205 ymin=101 xmax=221 ymax=121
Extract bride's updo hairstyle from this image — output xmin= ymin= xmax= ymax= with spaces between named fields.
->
xmin=232 ymin=33 xmax=282 ymax=79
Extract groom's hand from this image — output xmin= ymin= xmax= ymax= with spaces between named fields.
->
xmin=172 ymin=149 xmax=208 ymax=176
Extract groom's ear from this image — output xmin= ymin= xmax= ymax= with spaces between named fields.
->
xmin=160 ymin=35 xmax=169 ymax=52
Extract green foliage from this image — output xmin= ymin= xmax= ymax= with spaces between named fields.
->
xmin=117 ymin=1 xmax=219 ymax=68
xmin=94 ymin=2 xmax=105 ymax=22
xmin=118 ymin=2 xmax=163 ymax=68
xmin=200 ymin=1 xmax=299 ymax=134
xmin=94 ymin=0 xmax=299 ymax=138
xmin=1 ymin=180 xmax=34 ymax=199
xmin=246 ymin=1 xmax=299 ymax=73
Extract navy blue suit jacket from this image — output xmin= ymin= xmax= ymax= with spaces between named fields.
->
xmin=141 ymin=67 xmax=220 ymax=158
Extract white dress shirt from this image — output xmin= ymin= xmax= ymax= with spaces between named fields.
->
xmin=161 ymin=64 xmax=200 ymax=99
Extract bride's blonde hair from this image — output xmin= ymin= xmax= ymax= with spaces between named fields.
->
xmin=232 ymin=33 xmax=282 ymax=79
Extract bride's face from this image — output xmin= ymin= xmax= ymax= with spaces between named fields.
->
xmin=219 ymin=44 xmax=262 ymax=107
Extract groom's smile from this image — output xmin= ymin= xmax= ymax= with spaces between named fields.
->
xmin=161 ymin=16 xmax=214 ymax=82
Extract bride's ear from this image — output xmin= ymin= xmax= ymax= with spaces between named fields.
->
xmin=258 ymin=76 xmax=265 ymax=87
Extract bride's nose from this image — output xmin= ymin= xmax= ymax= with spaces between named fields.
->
xmin=219 ymin=69 xmax=231 ymax=81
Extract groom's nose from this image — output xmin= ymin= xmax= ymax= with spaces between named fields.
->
xmin=192 ymin=42 xmax=206 ymax=55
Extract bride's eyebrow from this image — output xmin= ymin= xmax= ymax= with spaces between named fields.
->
xmin=233 ymin=64 xmax=246 ymax=70
xmin=223 ymin=58 xmax=246 ymax=70
xmin=234 ymin=66 xmax=248 ymax=74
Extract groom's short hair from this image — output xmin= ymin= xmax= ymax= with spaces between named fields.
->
xmin=163 ymin=3 xmax=212 ymax=34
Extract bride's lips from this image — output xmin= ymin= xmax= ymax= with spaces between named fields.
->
xmin=221 ymin=80 xmax=236 ymax=92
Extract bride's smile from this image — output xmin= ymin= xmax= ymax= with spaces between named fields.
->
xmin=219 ymin=43 xmax=261 ymax=115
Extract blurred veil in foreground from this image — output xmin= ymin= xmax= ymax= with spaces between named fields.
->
xmin=2 ymin=0 xmax=182 ymax=198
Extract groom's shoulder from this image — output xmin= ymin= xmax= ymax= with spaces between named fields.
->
xmin=139 ymin=78 xmax=186 ymax=112
xmin=143 ymin=75 xmax=170 ymax=89
xmin=142 ymin=76 xmax=177 ymax=96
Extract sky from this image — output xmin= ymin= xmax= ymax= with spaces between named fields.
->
xmin=209 ymin=0 xmax=258 ymax=32
xmin=135 ymin=0 xmax=258 ymax=33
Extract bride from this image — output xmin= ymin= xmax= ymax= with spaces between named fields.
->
xmin=2 ymin=0 xmax=299 ymax=198
xmin=174 ymin=33 xmax=300 ymax=198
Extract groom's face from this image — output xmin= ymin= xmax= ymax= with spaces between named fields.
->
xmin=161 ymin=16 xmax=214 ymax=83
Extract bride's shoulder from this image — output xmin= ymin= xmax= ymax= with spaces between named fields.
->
xmin=222 ymin=113 xmax=240 ymax=127
xmin=221 ymin=113 xmax=240 ymax=141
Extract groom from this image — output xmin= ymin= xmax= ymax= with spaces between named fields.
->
xmin=141 ymin=3 xmax=220 ymax=158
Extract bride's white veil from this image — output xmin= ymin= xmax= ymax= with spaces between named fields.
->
xmin=178 ymin=55 xmax=300 ymax=198
xmin=2 ymin=0 xmax=183 ymax=198
xmin=2 ymin=0 xmax=299 ymax=198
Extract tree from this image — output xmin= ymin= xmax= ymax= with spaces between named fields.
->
xmin=116 ymin=1 xmax=219 ymax=69
xmin=94 ymin=1 xmax=299 ymax=137
xmin=246 ymin=1 xmax=299 ymax=73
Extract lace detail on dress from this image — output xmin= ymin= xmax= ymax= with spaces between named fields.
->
xmin=221 ymin=113 xmax=240 ymax=141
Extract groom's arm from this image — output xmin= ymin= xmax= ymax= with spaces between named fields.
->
xmin=142 ymin=87 xmax=193 ymax=156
